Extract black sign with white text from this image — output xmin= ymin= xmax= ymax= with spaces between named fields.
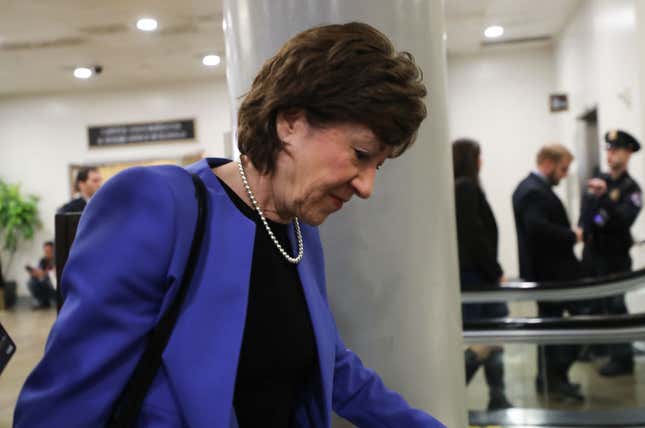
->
xmin=88 ymin=119 xmax=195 ymax=147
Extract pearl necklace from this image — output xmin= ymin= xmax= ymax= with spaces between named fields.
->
xmin=237 ymin=160 xmax=304 ymax=264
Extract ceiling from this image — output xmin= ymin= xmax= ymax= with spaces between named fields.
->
xmin=0 ymin=0 xmax=226 ymax=97
xmin=0 ymin=0 xmax=582 ymax=97
xmin=445 ymin=0 xmax=582 ymax=55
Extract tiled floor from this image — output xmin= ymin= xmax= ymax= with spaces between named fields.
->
xmin=467 ymin=343 xmax=645 ymax=412
xmin=0 ymin=301 xmax=56 ymax=427
xmin=467 ymin=300 xmax=645 ymax=415
xmin=1 ymin=299 xmax=644 ymax=427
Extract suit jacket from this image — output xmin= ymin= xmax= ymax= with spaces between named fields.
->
xmin=454 ymin=177 xmax=503 ymax=286
xmin=57 ymin=196 xmax=87 ymax=214
xmin=512 ymin=173 xmax=580 ymax=282
xmin=15 ymin=158 xmax=444 ymax=428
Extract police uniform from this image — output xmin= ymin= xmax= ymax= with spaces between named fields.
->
xmin=579 ymin=129 xmax=642 ymax=376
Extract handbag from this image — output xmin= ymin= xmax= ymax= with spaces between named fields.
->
xmin=107 ymin=173 xmax=208 ymax=427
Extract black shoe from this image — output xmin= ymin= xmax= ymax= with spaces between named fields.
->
xmin=536 ymin=379 xmax=584 ymax=402
xmin=487 ymin=393 xmax=513 ymax=411
xmin=536 ymin=378 xmax=581 ymax=393
xmin=599 ymin=360 xmax=634 ymax=377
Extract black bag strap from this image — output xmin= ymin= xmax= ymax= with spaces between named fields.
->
xmin=107 ymin=173 xmax=208 ymax=428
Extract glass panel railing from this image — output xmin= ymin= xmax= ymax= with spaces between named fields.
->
xmin=464 ymin=310 xmax=645 ymax=427
xmin=462 ymin=268 xmax=645 ymax=303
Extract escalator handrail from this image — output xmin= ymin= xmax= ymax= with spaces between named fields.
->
xmin=462 ymin=313 xmax=645 ymax=344
xmin=461 ymin=266 xmax=645 ymax=302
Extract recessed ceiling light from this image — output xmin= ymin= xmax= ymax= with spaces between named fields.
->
xmin=202 ymin=54 xmax=221 ymax=67
xmin=484 ymin=25 xmax=504 ymax=39
xmin=137 ymin=18 xmax=158 ymax=32
xmin=73 ymin=67 xmax=93 ymax=79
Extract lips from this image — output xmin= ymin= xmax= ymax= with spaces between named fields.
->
xmin=329 ymin=195 xmax=345 ymax=209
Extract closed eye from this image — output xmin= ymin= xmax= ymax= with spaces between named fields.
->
xmin=354 ymin=148 xmax=370 ymax=161
xmin=354 ymin=147 xmax=384 ymax=171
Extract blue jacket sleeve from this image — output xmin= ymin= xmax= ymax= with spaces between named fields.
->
xmin=14 ymin=167 xmax=181 ymax=428
xmin=332 ymin=333 xmax=446 ymax=427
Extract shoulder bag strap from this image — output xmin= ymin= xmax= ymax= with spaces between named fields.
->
xmin=107 ymin=173 xmax=208 ymax=428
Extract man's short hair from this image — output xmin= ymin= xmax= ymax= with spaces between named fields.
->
xmin=537 ymin=144 xmax=574 ymax=165
xmin=76 ymin=167 xmax=99 ymax=185
xmin=74 ymin=167 xmax=99 ymax=192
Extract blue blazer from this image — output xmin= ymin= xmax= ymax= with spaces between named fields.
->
xmin=15 ymin=159 xmax=444 ymax=428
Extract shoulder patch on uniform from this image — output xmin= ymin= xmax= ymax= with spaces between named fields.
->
xmin=631 ymin=192 xmax=642 ymax=207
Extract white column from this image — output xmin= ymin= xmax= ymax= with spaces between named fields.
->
xmin=223 ymin=1 xmax=466 ymax=426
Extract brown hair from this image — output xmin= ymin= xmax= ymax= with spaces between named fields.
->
xmin=237 ymin=22 xmax=427 ymax=173
xmin=452 ymin=138 xmax=481 ymax=186
xmin=74 ymin=167 xmax=99 ymax=192
xmin=536 ymin=144 xmax=574 ymax=165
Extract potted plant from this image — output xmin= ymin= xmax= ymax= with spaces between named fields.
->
xmin=0 ymin=179 xmax=41 ymax=308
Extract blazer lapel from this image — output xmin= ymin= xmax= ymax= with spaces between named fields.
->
xmin=292 ymin=225 xmax=336 ymax=428
xmin=162 ymin=158 xmax=335 ymax=427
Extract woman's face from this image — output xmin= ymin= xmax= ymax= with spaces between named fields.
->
xmin=273 ymin=112 xmax=392 ymax=226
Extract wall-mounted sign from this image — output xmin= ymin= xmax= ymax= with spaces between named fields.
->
xmin=549 ymin=94 xmax=568 ymax=112
xmin=88 ymin=119 xmax=196 ymax=147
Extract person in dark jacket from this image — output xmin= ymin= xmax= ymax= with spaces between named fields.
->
xmin=579 ymin=129 xmax=642 ymax=376
xmin=26 ymin=241 xmax=56 ymax=309
xmin=453 ymin=138 xmax=512 ymax=410
xmin=512 ymin=144 xmax=584 ymax=402
xmin=57 ymin=167 xmax=103 ymax=214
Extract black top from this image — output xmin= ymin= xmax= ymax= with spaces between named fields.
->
xmin=38 ymin=257 xmax=54 ymax=272
xmin=579 ymin=171 xmax=642 ymax=255
xmin=454 ymin=177 xmax=502 ymax=286
xmin=217 ymin=177 xmax=317 ymax=427
xmin=57 ymin=197 xmax=87 ymax=214
xmin=512 ymin=173 xmax=581 ymax=282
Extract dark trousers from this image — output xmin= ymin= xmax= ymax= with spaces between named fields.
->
xmin=580 ymin=246 xmax=633 ymax=364
xmin=27 ymin=277 xmax=55 ymax=307
xmin=536 ymin=301 xmax=582 ymax=384
xmin=461 ymin=271 xmax=509 ymax=395
xmin=465 ymin=347 xmax=506 ymax=398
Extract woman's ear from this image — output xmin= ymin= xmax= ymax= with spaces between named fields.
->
xmin=276 ymin=109 xmax=307 ymax=142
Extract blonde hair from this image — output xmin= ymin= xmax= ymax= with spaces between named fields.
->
xmin=536 ymin=144 xmax=574 ymax=165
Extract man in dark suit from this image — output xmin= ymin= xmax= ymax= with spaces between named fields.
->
xmin=58 ymin=167 xmax=103 ymax=214
xmin=512 ymin=144 xmax=584 ymax=402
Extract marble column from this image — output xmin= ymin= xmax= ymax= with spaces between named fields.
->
xmin=223 ymin=1 xmax=466 ymax=426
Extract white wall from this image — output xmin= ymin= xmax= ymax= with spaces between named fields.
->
xmin=555 ymin=0 xmax=645 ymax=311
xmin=447 ymin=46 xmax=560 ymax=278
xmin=555 ymin=0 xmax=643 ymax=222
xmin=0 ymin=79 xmax=231 ymax=291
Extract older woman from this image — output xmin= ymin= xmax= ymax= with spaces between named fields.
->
xmin=15 ymin=23 xmax=444 ymax=427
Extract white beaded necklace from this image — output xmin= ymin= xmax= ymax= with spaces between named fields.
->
xmin=236 ymin=159 xmax=304 ymax=264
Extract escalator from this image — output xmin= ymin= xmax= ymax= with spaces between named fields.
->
xmin=462 ymin=270 xmax=645 ymax=427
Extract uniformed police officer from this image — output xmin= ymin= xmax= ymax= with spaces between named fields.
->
xmin=579 ymin=129 xmax=642 ymax=376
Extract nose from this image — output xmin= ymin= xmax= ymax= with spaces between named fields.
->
xmin=351 ymin=168 xmax=376 ymax=199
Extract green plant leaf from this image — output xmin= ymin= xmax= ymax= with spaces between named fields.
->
xmin=0 ymin=178 xmax=42 ymax=272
